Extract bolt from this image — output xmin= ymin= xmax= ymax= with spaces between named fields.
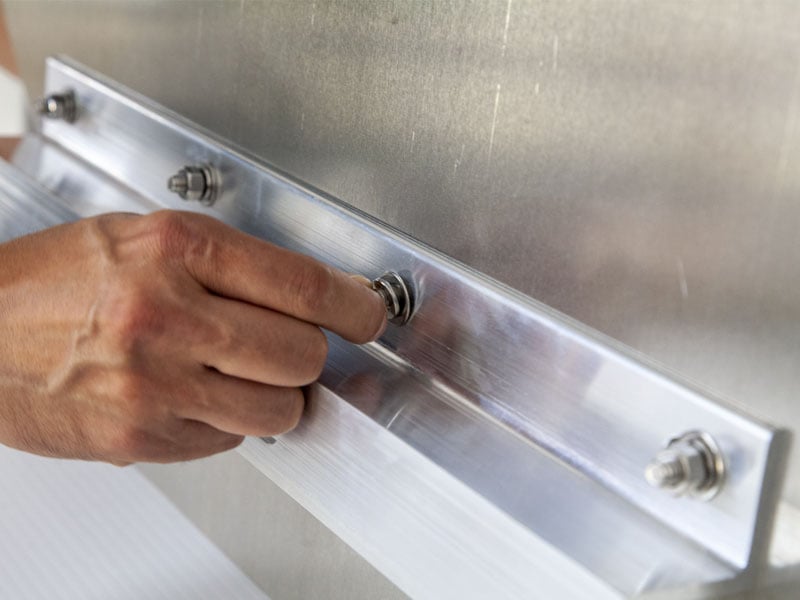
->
xmin=34 ymin=89 xmax=77 ymax=123
xmin=645 ymin=458 xmax=686 ymax=488
xmin=645 ymin=431 xmax=725 ymax=500
xmin=167 ymin=165 xmax=216 ymax=205
xmin=371 ymin=272 xmax=413 ymax=326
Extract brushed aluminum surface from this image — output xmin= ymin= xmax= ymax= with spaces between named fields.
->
xmin=0 ymin=158 xmax=77 ymax=237
xmin=0 ymin=148 xmax=781 ymax=598
xmin=6 ymin=3 xmax=800 ymax=597
xmin=1 ymin=56 xmax=789 ymax=586
xmin=1 ymin=147 xmax=635 ymax=599
xmin=8 ymin=0 xmax=799 ymax=510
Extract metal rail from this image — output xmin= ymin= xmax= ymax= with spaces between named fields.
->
xmin=2 ymin=56 xmax=792 ymax=597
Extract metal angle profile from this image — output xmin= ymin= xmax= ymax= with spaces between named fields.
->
xmin=2 ymin=56 xmax=793 ymax=597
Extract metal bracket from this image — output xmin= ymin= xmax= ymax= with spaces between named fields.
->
xmin=4 ymin=55 xmax=792 ymax=594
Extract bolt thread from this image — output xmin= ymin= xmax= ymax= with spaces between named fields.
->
xmin=168 ymin=174 xmax=188 ymax=193
xmin=646 ymin=457 xmax=685 ymax=488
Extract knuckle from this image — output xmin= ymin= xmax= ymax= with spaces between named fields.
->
xmin=183 ymin=227 xmax=220 ymax=267
xmin=288 ymin=264 xmax=334 ymax=316
xmin=144 ymin=210 xmax=222 ymax=267
xmin=143 ymin=210 xmax=193 ymax=258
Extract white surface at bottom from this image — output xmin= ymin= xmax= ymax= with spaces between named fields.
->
xmin=0 ymin=444 xmax=268 ymax=600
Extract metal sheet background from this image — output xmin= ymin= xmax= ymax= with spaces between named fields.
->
xmin=4 ymin=0 xmax=800 ymax=596
xmin=23 ymin=55 xmax=790 ymax=573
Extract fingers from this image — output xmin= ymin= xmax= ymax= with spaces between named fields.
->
xmin=95 ymin=366 xmax=300 ymax=464
xmin=193 ymin=295 xmax=328 ymax=387
xmin=157 ymin=211 xmax=387 ymax=344
xmin=158 ymin=421 xmax=245 ymax=463
xmin=175 ymin=368 xmax=305 ymax=438
xmin=81 ymin=211 xmax=378 ymax=466
xmin=109 ymin=420 xmax=245 ymax=464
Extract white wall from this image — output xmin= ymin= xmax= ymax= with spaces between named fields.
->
xmin=0 ymin=65 xmax=25 ymax=136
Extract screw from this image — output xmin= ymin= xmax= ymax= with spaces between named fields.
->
xmin=167 ymin=165 xmax=216 ymax=205
xmin=34 ymin=89 xmax=77 ymax=123
xmin=371 ymin=272 xmax=413 ymax=326
xmin=645 ymin=431 xmax=725 ymax=500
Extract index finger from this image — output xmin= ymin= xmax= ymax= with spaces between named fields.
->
xmin=163 ymin=212 xmax=387 ymax=343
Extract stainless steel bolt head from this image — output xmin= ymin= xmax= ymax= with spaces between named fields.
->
xmin=166 ymin=165 xmax=216 ymax=205
xmin=645 ymin=430 xmax=725 ymax=500
xmin=34 ymin=89 xmax=77 ymax=123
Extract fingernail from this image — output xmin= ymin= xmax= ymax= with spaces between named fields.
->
xmin=349 ymin=274 xmax=388 ymax=339
xmin=349 ymin=274 xmax=372 ymax=288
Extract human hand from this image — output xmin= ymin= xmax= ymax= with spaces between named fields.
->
xmin=0 ymin=211 xmax=386 ymax=464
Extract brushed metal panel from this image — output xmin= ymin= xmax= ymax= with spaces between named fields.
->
xmin=7 ymin=0 xmax=799 ymax=505
xmin=5 ymin=3 xmax=800 ymax=598
xmin=23 ymin=56 xmax=788 ymax=573
xmin=0 ymin=137 xmax=785 ymax=597
xmin=0 ymin=155 xmax=406 ymax=600
xmin=0 ymin=145 xmax=732 ymax=597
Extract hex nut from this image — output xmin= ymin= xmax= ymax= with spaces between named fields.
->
xmin=371 ymin=272 xmax=413 ymax=326
xmin=645 ymin=431 xmax=725 ymax=501
xmin=167 ymin=165 xmax=216 ymax=205
xmin=34 ymin=90 xmax=77 ymax=123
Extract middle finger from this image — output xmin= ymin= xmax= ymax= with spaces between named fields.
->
xmin=191 ymin=294 xmax=329 ymax=387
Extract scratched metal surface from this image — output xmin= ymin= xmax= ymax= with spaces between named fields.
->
xmin=7 ymin=1 xmax=799 ymax=505
xmin=4 ymin=0 xmax=800 ymax=594
xmin=16 ymin=55 xmax=786 ymax=573
xmin=0 ymin=137 xmax=784 ymax=597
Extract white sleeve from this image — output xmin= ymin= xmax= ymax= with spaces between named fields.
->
xmin=0 ymin=66 xmax=26 ymax=136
